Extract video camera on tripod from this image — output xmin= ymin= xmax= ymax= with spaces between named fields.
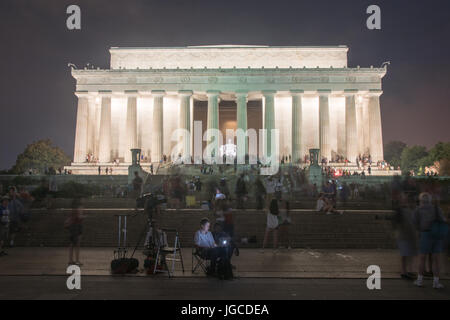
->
xmin=136 ymin=192 xmax=167 ymax=219
xmin=136 ymin=192 xmax=167 ymax=208
xmin=110 ymin=193 xmax=167 ymax=274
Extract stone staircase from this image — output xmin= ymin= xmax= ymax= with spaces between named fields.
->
xmin=16 ymin=208 xmax=396 ymax=249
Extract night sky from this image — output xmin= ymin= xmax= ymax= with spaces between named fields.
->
xmin=1 ymin=0 xmax=449 ymax=170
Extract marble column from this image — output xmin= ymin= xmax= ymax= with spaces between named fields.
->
xmin=94 ymin=99 xmax=101 ymax=158
xmin=263 ymin=91 xmax=276 ymax=159
xmin=206 ymin=90 xmax=220 ymax=158
xmin=345 ymin=90 xmax=358 ymax=162
xmin=362 ymin=98 xmax=370 ymax=155
xmin=179 ymin=90 xmax=192 ymax=162
xmin=356 ymin=95 xmax=365 ymax=156
xmin=291 ymin=90 xmax=303 ymax=163
xmin=236 ymin=91 xmax=248 ymax=161
xmin=86 ymin=96 xmax=97 ymax=157
xmin=73 ymin=92 xmax=89 ymax=163
xmin=318 ymin=90 xmax=331 ymax=161
xmin=98 ymin=91 xmax=112 ymax=163
xmin=124 ymin=90 xmax=138 ymax=163
xmin=151 ymin=90 xmax=165 ymax=163
xmin=368 ymin=90 xmax=384 ymax=162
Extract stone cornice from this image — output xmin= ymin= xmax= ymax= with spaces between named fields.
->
xmin=72 ymin=67 xmax=386 ymax=94
xmin=72 ymin=67 xmax=386 ymax=77
xmin=72 ymin=68 xmax=385 ymax=87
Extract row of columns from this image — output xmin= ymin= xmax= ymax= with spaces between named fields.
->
xmin=73 ymin=89 xmax=383 ymax=164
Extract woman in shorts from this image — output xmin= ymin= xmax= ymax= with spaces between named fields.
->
xmin=261 ymin=199 xmax=279 ymax=253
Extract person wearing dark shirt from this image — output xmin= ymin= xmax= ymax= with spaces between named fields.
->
xmin=235 ymin=174 xmax=247 ymax=209
xmin=255 ymin=177 xmax=266 ymax=210
xmin=7 ymin=187 xmax=23 ymax=247
xmin=132 ymin=171 xmax=143 ymax=195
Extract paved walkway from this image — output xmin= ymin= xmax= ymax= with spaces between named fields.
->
xmin=0 ymin=277 xmax=448 ymax=300
xmin=0 ymin=247 xmax=448 ymax=279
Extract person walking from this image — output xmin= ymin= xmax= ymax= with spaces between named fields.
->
xmin=235 ymin=174 xmax=247 ymax=209
xmin=278 ymin=200 xmax=292 ymax=249
xmin=254 ymin=177 xmax=266 ymax=210
xmin=64 ymin=198 xmax=84 ymax=266
xmin=392 ymin=192 xmax=417 ymax=280
xmin=265 ymin=176 xmax=276 ymax=208
xmin=413 ymin=192 xmax=447 ymax=289
xmin=261 ymin=199 xmax=279 ymax=253
xmin=7 ymin=186 xmax=23 ymax=247
xmin=132 ymin=171 xmax=143 ymax=197
xmin=0 ymin=196 xmax=10 ymax=256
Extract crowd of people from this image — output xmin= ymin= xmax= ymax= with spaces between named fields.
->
xmin=1 ymin=163 xmax=448 ymax=287
xmin=392 ymin=191 xmax=447 ymax=288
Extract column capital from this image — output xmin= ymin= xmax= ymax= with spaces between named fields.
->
xmin=98 ymin=90 xmax=113 ymax=97
xmin=290 ymin=89 xmax=304 ymax=96
xmin=178 ymin=90 xmax=193 ymax=96
xmin=74 ymin=91 xmax=90 ymax=98
xmin=317 ymin=89 xmax=332 ymax=96
xmin=138 ymin=90 xmax=152 ymax=97
xmin=124 ymin=90 xmax=139 ymax=97
xmin=235 ymin=90 xmax=248 ymax=97
xmin=262 ymin=90 xmax=276 ymax=97
xmin=367 ymin=89 xmax=383 ymax=97
xmin=344 ymin=89 xmax=359 ymax=96
xmin=151 ymin=90 xmax=165 ymax=97
xmin=206 ymin=90 xmax=221 ymax=97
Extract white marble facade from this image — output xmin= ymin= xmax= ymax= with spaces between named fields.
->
xmin=71 ymin=45 xmax=386 ymax=167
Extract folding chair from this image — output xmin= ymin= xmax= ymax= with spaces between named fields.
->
xmin=191 ymin=246 xmax=208 ymax=274
xmin=153 ymin=228 xmax=185 ymax=277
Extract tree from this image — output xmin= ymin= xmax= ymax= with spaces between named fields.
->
xmin=427 ymin=142 xmax=450 ymax=176
xmin=427 ymin=142 xmax=450 ymax=162
xmin=400 ymin=145 xmax=428 ymax=175
xmin=438 ymin=158 xmax=450 ymax=176
xmin=384 ymin=141 xmax=407 ymax=168
xmin=11 ymin=139 xmax=71 ymax=174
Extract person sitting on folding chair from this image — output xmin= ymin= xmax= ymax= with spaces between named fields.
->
xmin=194 ymin=218 xmax=229 ymax=276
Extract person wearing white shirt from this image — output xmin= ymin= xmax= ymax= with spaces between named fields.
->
xmin=316 ymin=196 xmax=326 ymax=212
xmin=194 ymin=218 xmax=228 ymax=275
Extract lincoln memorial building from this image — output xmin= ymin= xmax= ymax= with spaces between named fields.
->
xmin=67 ymin=45 xmax=387 ymax=174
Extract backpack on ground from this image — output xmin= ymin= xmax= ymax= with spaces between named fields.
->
xmin=217 ymin=258 xmax=233 ymax=280
xmin=111 ymin=257 xmax=139 ymax=274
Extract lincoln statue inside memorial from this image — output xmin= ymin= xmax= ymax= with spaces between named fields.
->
xmin=65 ymin=45 xmax=389 ymax=175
